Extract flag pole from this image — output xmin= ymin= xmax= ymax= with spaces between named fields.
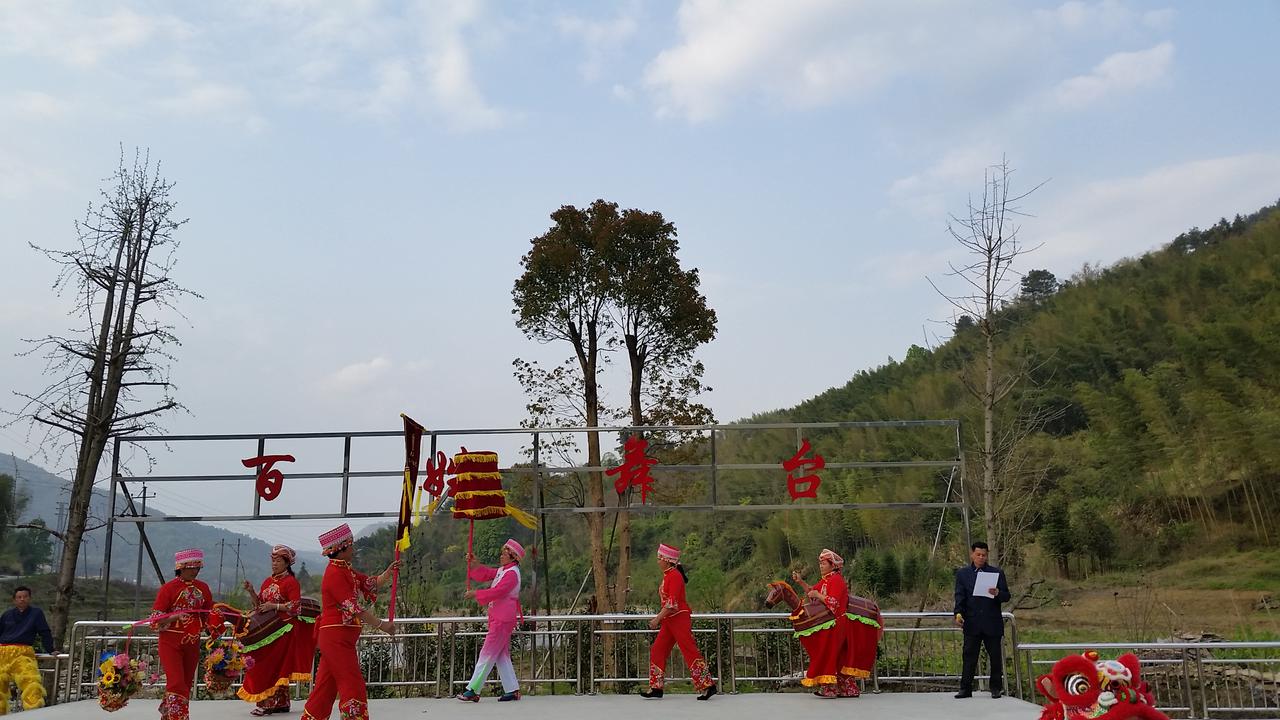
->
xmin=388 ymin=545 xmax=401 ymax=623
xmin=465 ymin=519 xmax=475 ymax=590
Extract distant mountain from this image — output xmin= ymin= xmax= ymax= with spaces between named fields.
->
xmin=1 ymin=453 xmax=325 ymax=591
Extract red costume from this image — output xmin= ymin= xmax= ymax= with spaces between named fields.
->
xmin=801 ymin=548 xmax=864 ymax=698
xmin=647 ymin=545 xmax=714 ymax=693
xmin=238 ymin=547 xmax=315 ymax=713
xmin=301 ymin=525 xmax=378 ymax=720
xmin=151 ymin=549 xmax=221 ymax=720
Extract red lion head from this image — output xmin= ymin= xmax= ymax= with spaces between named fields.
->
xmin=1037 ymin=651 xmax=1168 ymax=720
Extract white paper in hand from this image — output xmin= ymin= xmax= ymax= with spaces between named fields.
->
xmin=973 ymin=570 xmax=999 ymax=597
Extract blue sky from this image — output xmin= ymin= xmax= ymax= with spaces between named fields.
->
xmin=3 ymin=0 xmax=1279 ymax=550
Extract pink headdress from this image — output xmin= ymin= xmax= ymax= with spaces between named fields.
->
xmin=174 ymin=548 xmax=204 ymax=569
xmin=271 ymin=545 xmax=296 ymax=564
xmin=819 ymin=548 xmax=844 ymax=569
xmin=657 ymin=543 xmax=681 ymax=563
xmin=503 ymin=538 xmax=525 ymax=561
xmin=318 ymin=523 xmax=354 ymax=556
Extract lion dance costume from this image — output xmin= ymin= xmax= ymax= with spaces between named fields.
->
xmin=1037 ymin=650 xmax=1169 ymax=720
xmin=0 ymin=598 xmax=55 ymax=714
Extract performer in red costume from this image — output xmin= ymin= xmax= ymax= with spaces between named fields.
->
xmin=639 ymin=544 xmax=717 ymax=701
xmin=300 ymin=524 xmax=399 ymax=720
xmin=237 ymin=545 xmax=315 ymax=715
xmin=150 ymin=549 xmax=224 ymax=720
xmin=791 ymin=548 xmax=859 ymax=698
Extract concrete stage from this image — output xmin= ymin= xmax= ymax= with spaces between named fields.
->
xmin=28 ymin=693 xmax=1040 ymax=720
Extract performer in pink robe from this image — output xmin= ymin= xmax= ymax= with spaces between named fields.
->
xmin=456 ymin=539 xmax=524 ymax=703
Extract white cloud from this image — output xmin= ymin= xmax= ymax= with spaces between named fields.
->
xmin=416 ymin=0 xmax=508 ymax=130
xmin=888 ymin=144 xmax=1007 ymax=216
xmin=363 ymin=60 xmax=414 ymax=118
xmin=558 ymin=5 xmax=640 ymax=82
xmin=1036 ymin=153 xmax=1280 ymax=267
xmin=1049 ymin=42 xmax=1174 ymax=109
xmin=0 ymin=2 xmax=189 ymax=67
xmin=0 ymin=92 xmax=70 ymax=121
xmin=1040 ymin=0 xmax=1146 ymax=33
xmin=0 ymin=146 xmax=69 ymax=200
xmin=319 ymin=357 xmax=393 ymax=393
xmin=155 ymin=82 xmax=266 ymax=133
xmin=611 ymin=84 xmax=634 ymax=102
xmin=642 ymin=0 xmax=1177 ymax=122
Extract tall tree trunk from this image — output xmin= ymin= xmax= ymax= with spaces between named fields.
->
xmin=613 ymin=340 xmax=644 ymax=614
xmin=983 ymin=322 xmax=998 ymax=565
xmin=52 ymin=437 xmax=107 ymax=641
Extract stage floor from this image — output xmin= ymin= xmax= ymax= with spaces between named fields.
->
xmin=29 ymin=693 xmax=1040 ymax=720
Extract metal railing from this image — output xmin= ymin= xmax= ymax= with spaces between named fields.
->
xmin=1016 ymin=641 xmax=1280 ymax=720
xmin=62 ymin=611 xmax=1007 ymax=703
xmin=56 ymin=613 xmax=1280 ymax=719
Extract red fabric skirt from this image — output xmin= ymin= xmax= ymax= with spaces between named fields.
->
xmin=842 ymin=613 xmax=880 ymax=677
xmin=801 ymin=621 xmax=845 ymax=686
xmin=237 ymin=619 xmax=315 ymax=704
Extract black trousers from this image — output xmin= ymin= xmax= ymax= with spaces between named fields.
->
xmin=960 ymin=632 xmax=1003 ymax=692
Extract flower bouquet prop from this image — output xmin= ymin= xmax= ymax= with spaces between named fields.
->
xmin=203 ymin=635 xmax=254 ymax=697
xmin=97 ymin=652 xmax=155 ymax=712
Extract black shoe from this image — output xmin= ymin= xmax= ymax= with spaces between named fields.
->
xmin=697 ymin=684 xmax=718 ymax=701
xmin=639 ymin=688 xmax=663 ymax=699
xmin=991 ymin=690 xmax=1004 ymax=699
xmin=498 ymin=691 xmax=521 ymax=702
xmin=954 ymin=691 xmax=972 ymax=699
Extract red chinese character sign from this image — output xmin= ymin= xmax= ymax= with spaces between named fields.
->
xmin=606 ymin=435 xmax=657 ymax=504
xmin=782 ymin=438 xmax=825 ymax=500
xmin=242 ymin=454 xmax=295 ymax=501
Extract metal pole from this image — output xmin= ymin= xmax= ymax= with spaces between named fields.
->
xmin=341 ymin=436 xmax=352 ymax=516
xmin=956 ymin=422 xmax=972 ymax=548
xmin=217 ymin=539 xmax=226 ymax=595
xmin=133 ymin=482 xmax=149 ymax=616
xmin=253 ymin=438 xmax=265 ymax=518
xmin=709 ymin=428 xmax=718 ymax=507
xmin=101 ymin=436 xmax=120 ymax=615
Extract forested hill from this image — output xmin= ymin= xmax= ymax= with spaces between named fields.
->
xmin=752 ymin=199 xmax=1280 ymax=576
xmin=362 ymin=200 xmax=1280 ymax=616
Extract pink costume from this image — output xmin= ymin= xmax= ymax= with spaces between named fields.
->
xmin=463 ymin=540 xmax=523 ymax=696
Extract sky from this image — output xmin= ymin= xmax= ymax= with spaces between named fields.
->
xmin=3 ymin=0 xmax=1279 ymax=553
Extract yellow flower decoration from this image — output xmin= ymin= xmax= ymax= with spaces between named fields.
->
xmin=102 ymin=670 xmax=119 ymax=685
xmin=100 ymin=660 xmax=114 ymax=673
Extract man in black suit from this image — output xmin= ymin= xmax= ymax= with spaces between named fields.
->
xmin=953 ymin=541 xmax=1011 ymax=699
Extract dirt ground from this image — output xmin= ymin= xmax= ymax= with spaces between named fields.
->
xmin=1012 ymin=586 xmax=1280 ymax=641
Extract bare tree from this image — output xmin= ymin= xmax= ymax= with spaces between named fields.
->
xmin=11 ymin=149 xmax=196 ymax=640
xmin=929 ymin=156 xmax=1045 ymax=565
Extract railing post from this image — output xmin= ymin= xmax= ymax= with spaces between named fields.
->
xmin=434 ymin=622 xmax=444 ymax=698
xmin=1006 ymin=614 xmax=1021 ymax=699
xmin=576 ymin=619 xmax=584 ymax=695
xmin=448 ymin=622 xmax=456 ymax=697
xmin=1024 ymin=645 xmax=1036 ymax=704
xmin=727 ymin=617 xmax=737 ymax=694
xmin=1180 ymin=648 xmax=1195 ymax=720
xmin=589 ymin=619 xmax=597 ymax=695
xmin=1194 ymin=647 xmax=1207 ymax=719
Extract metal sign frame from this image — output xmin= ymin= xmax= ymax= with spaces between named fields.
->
xmin=103 ymin=419 xmax=968 ymax=610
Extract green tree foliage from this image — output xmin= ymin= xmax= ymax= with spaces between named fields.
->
xmin=878 ymin=550 xmax=902 ymax=597
xmin=1020 ymin=269 xmax=1059 ymax=304
xmin=12 ymin=519 xmax=54 ymax=574
xmin=381 ymin=199 xmax=1280 ymax=614
xmin=0 ymin=474 xmax=17 ymax=544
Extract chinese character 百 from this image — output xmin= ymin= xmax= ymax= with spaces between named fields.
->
xmin=242 ymin=454 xmax=296 ymax=501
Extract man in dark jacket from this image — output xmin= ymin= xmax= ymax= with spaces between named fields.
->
xmin=953 ymin=541 xmax=1011 ymax=699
